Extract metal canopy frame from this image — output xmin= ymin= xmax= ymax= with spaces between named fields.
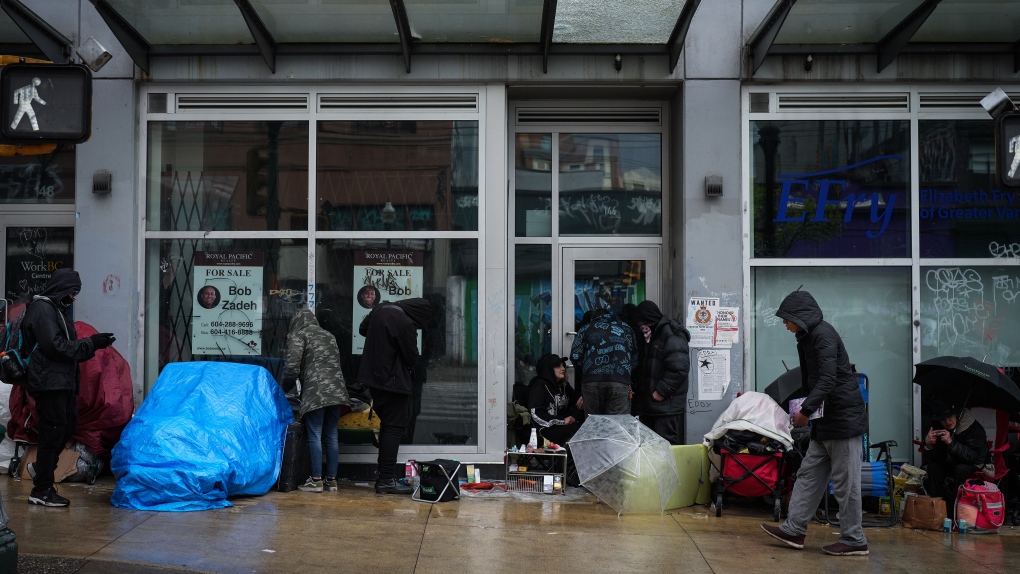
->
xmin=234 ymin=0 xmax=276 ymax=74
xmin=876 ymin=0 xmax=942 ymax=73
xmin=747 ymin=0 xmax=796 ymax=75
xmin=539 ymin=0 xmax=557 ymax=74
xmin=389 ymin=0 xmax=414 ymax=73
xmin=0 ymin=0 xmax=71 ymax=64
xmin=89 ymin=0 xmax=151 ymax=74
xmin=666 ymin=0 xmax=701 ymax=73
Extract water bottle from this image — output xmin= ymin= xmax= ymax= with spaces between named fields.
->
xmin=943 ymin=518 xmax=952 ymax=532
xmin=0 ymin=352 xmax=24 ymax=382
xmin=959 ymin=519 xmax=968 ymax=534
xmin=528 ymin=428 xmax=538 ymax=450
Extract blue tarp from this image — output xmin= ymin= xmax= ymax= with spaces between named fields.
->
xmin=110 ymin=362 xmax=294 ymax=511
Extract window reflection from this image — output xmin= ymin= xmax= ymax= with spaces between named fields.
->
xmin=515 ymin=134 xmax=552 ymax=237
xmin=315 ymin=238 xmax=479 ymax=446
xmin=513 ymin=245 xmax=552 ymax=386
xmin=0 ymin=148 xmax=75 ymax=204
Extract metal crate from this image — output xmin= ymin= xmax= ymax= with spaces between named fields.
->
xmin=506 ymin=473 xmax=563 ymax=494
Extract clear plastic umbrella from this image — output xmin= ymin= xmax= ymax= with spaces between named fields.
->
xmin=567 ymin=415 xmax=679 ymax=514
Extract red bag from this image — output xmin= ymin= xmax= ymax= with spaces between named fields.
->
xmin=955 ymin=478 xmax=1005 ymax=531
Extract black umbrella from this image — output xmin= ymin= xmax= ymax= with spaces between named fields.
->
xmin=912 ymin=356 xmax=1020 ymax=421
xmin=763 ymin=367 xmax=805 ymax=413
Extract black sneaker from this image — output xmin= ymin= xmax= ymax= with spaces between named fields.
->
xmin=29 ymin=488 xmax=70 ymax=507
xmin=375 ymin=478 xmax=413 ymax=495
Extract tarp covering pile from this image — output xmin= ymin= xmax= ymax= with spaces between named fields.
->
xmin=111 ymin=362 xmax=293 ymax=511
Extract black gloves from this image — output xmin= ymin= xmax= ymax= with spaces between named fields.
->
xmin=90 ymin=332 xmax=116 ymax=349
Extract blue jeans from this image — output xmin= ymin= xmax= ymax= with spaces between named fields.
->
xmin=304 ymin=406 xmax=342 ymax=478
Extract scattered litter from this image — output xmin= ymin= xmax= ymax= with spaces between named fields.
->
xmin=262 ymin=549 xmax=276 ymax=553
xmin=355 ymin=482 xmax=370 ymax=487
xmin=547 ymin=532 xmax=558 ymax=535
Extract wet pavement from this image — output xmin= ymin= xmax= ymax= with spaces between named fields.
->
xmin=2 ymin=475 xmax=1017 ymax=573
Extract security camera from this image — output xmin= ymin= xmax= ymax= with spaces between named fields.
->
xmin=981 ymin=88 xmax=1016 ymax=120
xmin=76 ymin=37 xmax=112 ymax=73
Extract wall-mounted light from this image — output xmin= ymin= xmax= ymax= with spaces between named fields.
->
xmin=804 ymin=54 xmax=813 ymax=72
xmin=614 ymin=54 xmax=622 ymax=72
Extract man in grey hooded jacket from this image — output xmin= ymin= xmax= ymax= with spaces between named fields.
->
xmin=760 ymin=289 xmax=869 ymax=556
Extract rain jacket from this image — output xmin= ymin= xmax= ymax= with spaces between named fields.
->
xmin=775 ymin=290 xmax=868 ymax=441
xmin=283 ymin=308 xmax=349 ymax=417
xmin=528 ymin=354 xmax=581 ymax=428
xmin=924 ymin=408 xmax=991 ymax=469
xmin=569 ymin=309 xmax=638 ymax=385
xmin=21 ymin=269 xmax=97 ymax=394
xmin=631 ymin=301 xmax=692 ymax=417
xmin=357 ymin=298 xmax=433 ymax=395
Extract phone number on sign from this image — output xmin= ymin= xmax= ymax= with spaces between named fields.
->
xmin=209 ymin=328 xmax=254 ymax=337
xmin=210 ymin=321 xmax=254 ymax=328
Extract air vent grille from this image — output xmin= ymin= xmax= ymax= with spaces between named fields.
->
xmin=148 ymin=93 xmax=167 ymax=113
xmin=319 ymin=94 xmax=478 ymax=111
xmin=777 ymin=93 xmax=910 ymax=112
xmin=176 ymin=94 xmax=309 ymax=111
xmin=918 ymin=93 xmax=1020 ymax=110
xmin=516 ymin=108 xmax=661 ymax=125
xmin=749 ymin=93 xmax=769 ymax=113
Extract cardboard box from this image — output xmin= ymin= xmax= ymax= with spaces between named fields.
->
xmin=17 ymin=442 xmax=81 ymax=483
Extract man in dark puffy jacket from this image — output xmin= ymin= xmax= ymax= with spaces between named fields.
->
xmin=922 ymin=399 xmax=991 ymax=504
xmin=357 ymin=298 xmax=433 ymax=495
xmin=569 ymin=308 xmax=637 ymax=416
xmin=21 ymin=269 xmax=115 ymax=507
xmin=631 ymin=300 xmax=691 ymax=445
xmin=760 ymin=290 xmax=869 ymax=556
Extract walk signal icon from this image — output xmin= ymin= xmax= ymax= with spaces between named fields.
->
xmin=998 ymin=112 xmax=1020 ymax=188
xmin=1 ymin=64 xmax=92 ymax=143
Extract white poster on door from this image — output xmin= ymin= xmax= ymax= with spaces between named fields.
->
xmin=191 ymin=251 xmax=263 ymax=356
xmin=697 ymin=348 xmax=730 ymax=400
xmin=351 ymin=250 xmax=424 ymax=354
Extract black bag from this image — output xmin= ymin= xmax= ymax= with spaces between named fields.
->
xmin=276 ymin=421 xmax=311 ymax=492
xmin=0 ymin=302 xmax=34 ymax=386
xmin=414 ymin=459 xmax=461 ymax=502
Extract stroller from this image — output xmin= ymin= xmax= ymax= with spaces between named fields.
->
xmin=704 ymin=392 xmax=797 ymax=521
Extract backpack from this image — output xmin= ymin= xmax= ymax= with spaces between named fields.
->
xmin=0 ymin=300 xmax=37 ymax=386
xmin=955 ymin=478 xmax=1005 ymax=532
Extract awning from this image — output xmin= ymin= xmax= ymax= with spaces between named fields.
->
xmin=749 ymin=0 xmax=1020 ymax=74
xmin=0 ymin=0 xmax=703 ymax=75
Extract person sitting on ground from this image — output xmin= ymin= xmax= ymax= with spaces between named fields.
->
xmin=922 ymin=399 xmax=991 ymax=504
xmin=528 ymin=353 xmax=583 ymax=446
xmin=282 ymin=308 xmax=350 ymax=493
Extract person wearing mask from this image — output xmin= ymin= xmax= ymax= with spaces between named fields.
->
xmin=760 ymin=289 xmax=869 ymax=556
xmin=528 ymin=354 xmax=583 ymax=446
xmin=570 ymin=307 xmax=637 ymax=416
xmin=631 ymin=300 xmax=691 ymax=445
xmin=21 ymin=269 xmax=115 ymax=507
xmin=282 ymin=308 xmax=350 ymax=493
xmin=357 ymin=298 xmax=433 ymax=494
xmin=922 ymin=399 xmax=991 ymax=504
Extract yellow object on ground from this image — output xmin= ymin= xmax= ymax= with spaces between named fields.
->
xmin=665 ymin=444 xmax=712 ymax=509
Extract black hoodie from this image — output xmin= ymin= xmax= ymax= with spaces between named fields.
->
xmin=631 ymin=301 xmax=692 ymax=417
xmin=775 ymin=290 xmax=867 ymax=441
xmin=357 ymin=298 xmax=434 ymax=395
xmin=21 ymin=269 xmax=97 ymax=394
xmin=527 ymin=354 xmax=580 ymax=428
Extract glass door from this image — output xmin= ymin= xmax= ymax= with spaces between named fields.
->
xmin=0 ymin=213 xmax=75 ymax=319
xmin=559 ymin=246 xmax=660 ymax=359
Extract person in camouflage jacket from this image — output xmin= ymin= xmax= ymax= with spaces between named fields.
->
xmin=282 ymin=308 xmax=350 ymax=492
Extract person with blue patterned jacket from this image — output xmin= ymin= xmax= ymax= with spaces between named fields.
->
xmin=569 ymin=308 xmax=637 ymax=416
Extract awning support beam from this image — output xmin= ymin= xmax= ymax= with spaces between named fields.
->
xmin=666 ymin=0 xmax=700 ymax=73
xmin=748 ymin=0 xmax=796 ymax=75
xmin=89 ymin=0 xmax=151 ymax=74
xmin=0 ymin=0 xmax=72 ymax=63
xmin=389 ymin=0 xmax=413 ymax=73
xmin=234 ymin=0 xmax=277 ymax=73
xmin=876 ymin=0 xmax=942 ymax=73
xmin=539 ymin=0 xmax=557 ymax=74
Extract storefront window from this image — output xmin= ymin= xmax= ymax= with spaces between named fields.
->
xmin=920 ymin=266 xmax=1020 ymax=366
xmin=146 ymin=121 xmax=309 ymax=232
xmin=513 ymin=245 xmax=552 ymax=387
xmin=751 ymin=120 xmax=910 ymax=258
xmin=559 ymin=133 xmax=662 ymax=236
xmin=144 ymin=238 xmax=307 ymax=386
xmin=5 ymin=226 xmax=74 ymax=302
xmin=919 ymin=120 xmax=1020 ymax=258
xmin=753 ymin=266 xmax=912 ymax=460
xmin=0 ymin=148 xmax=75 ymax=204
xmin=314 ymin=238 xmax=478 ymax=446
xmin=515 ymin=134 xmax=552 ymax=237
xmin=316 ymin=121 xmax=479 ymax=232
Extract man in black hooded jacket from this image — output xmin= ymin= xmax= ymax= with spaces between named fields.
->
xmin=20 ymin=269 xmax=115 ymax=507
xmin=358 ymin=297 xmax=433 ymax=495
xmin=760 ymin=289 xmax=869 ymax=556
xmin=631 ymin=300 xmax=691 ymax=445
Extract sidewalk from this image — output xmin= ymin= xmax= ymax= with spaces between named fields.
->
xmin=3 ymin=475 xmax=1016 ymax=574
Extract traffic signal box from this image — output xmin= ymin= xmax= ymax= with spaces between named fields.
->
xmin=996 ymin=112 xmax=1020 ymax=189
xmin=1 ymin=63 xmax=92 ymax=143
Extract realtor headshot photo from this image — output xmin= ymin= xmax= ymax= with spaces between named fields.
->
xmin=197 ymin=285 xmax=221 ymax=309
xmin=357 ymin=285 xmax=381 ymax=309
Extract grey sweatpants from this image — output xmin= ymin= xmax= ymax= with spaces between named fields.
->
xmin=781 ymin=435 xmax=867 ymax=547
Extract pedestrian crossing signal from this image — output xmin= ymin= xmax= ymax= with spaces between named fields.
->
xmin=997 ymin=112 xmax=1020 ymax=189
xmin=1 ymin=63 xmax=92 ymax=143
